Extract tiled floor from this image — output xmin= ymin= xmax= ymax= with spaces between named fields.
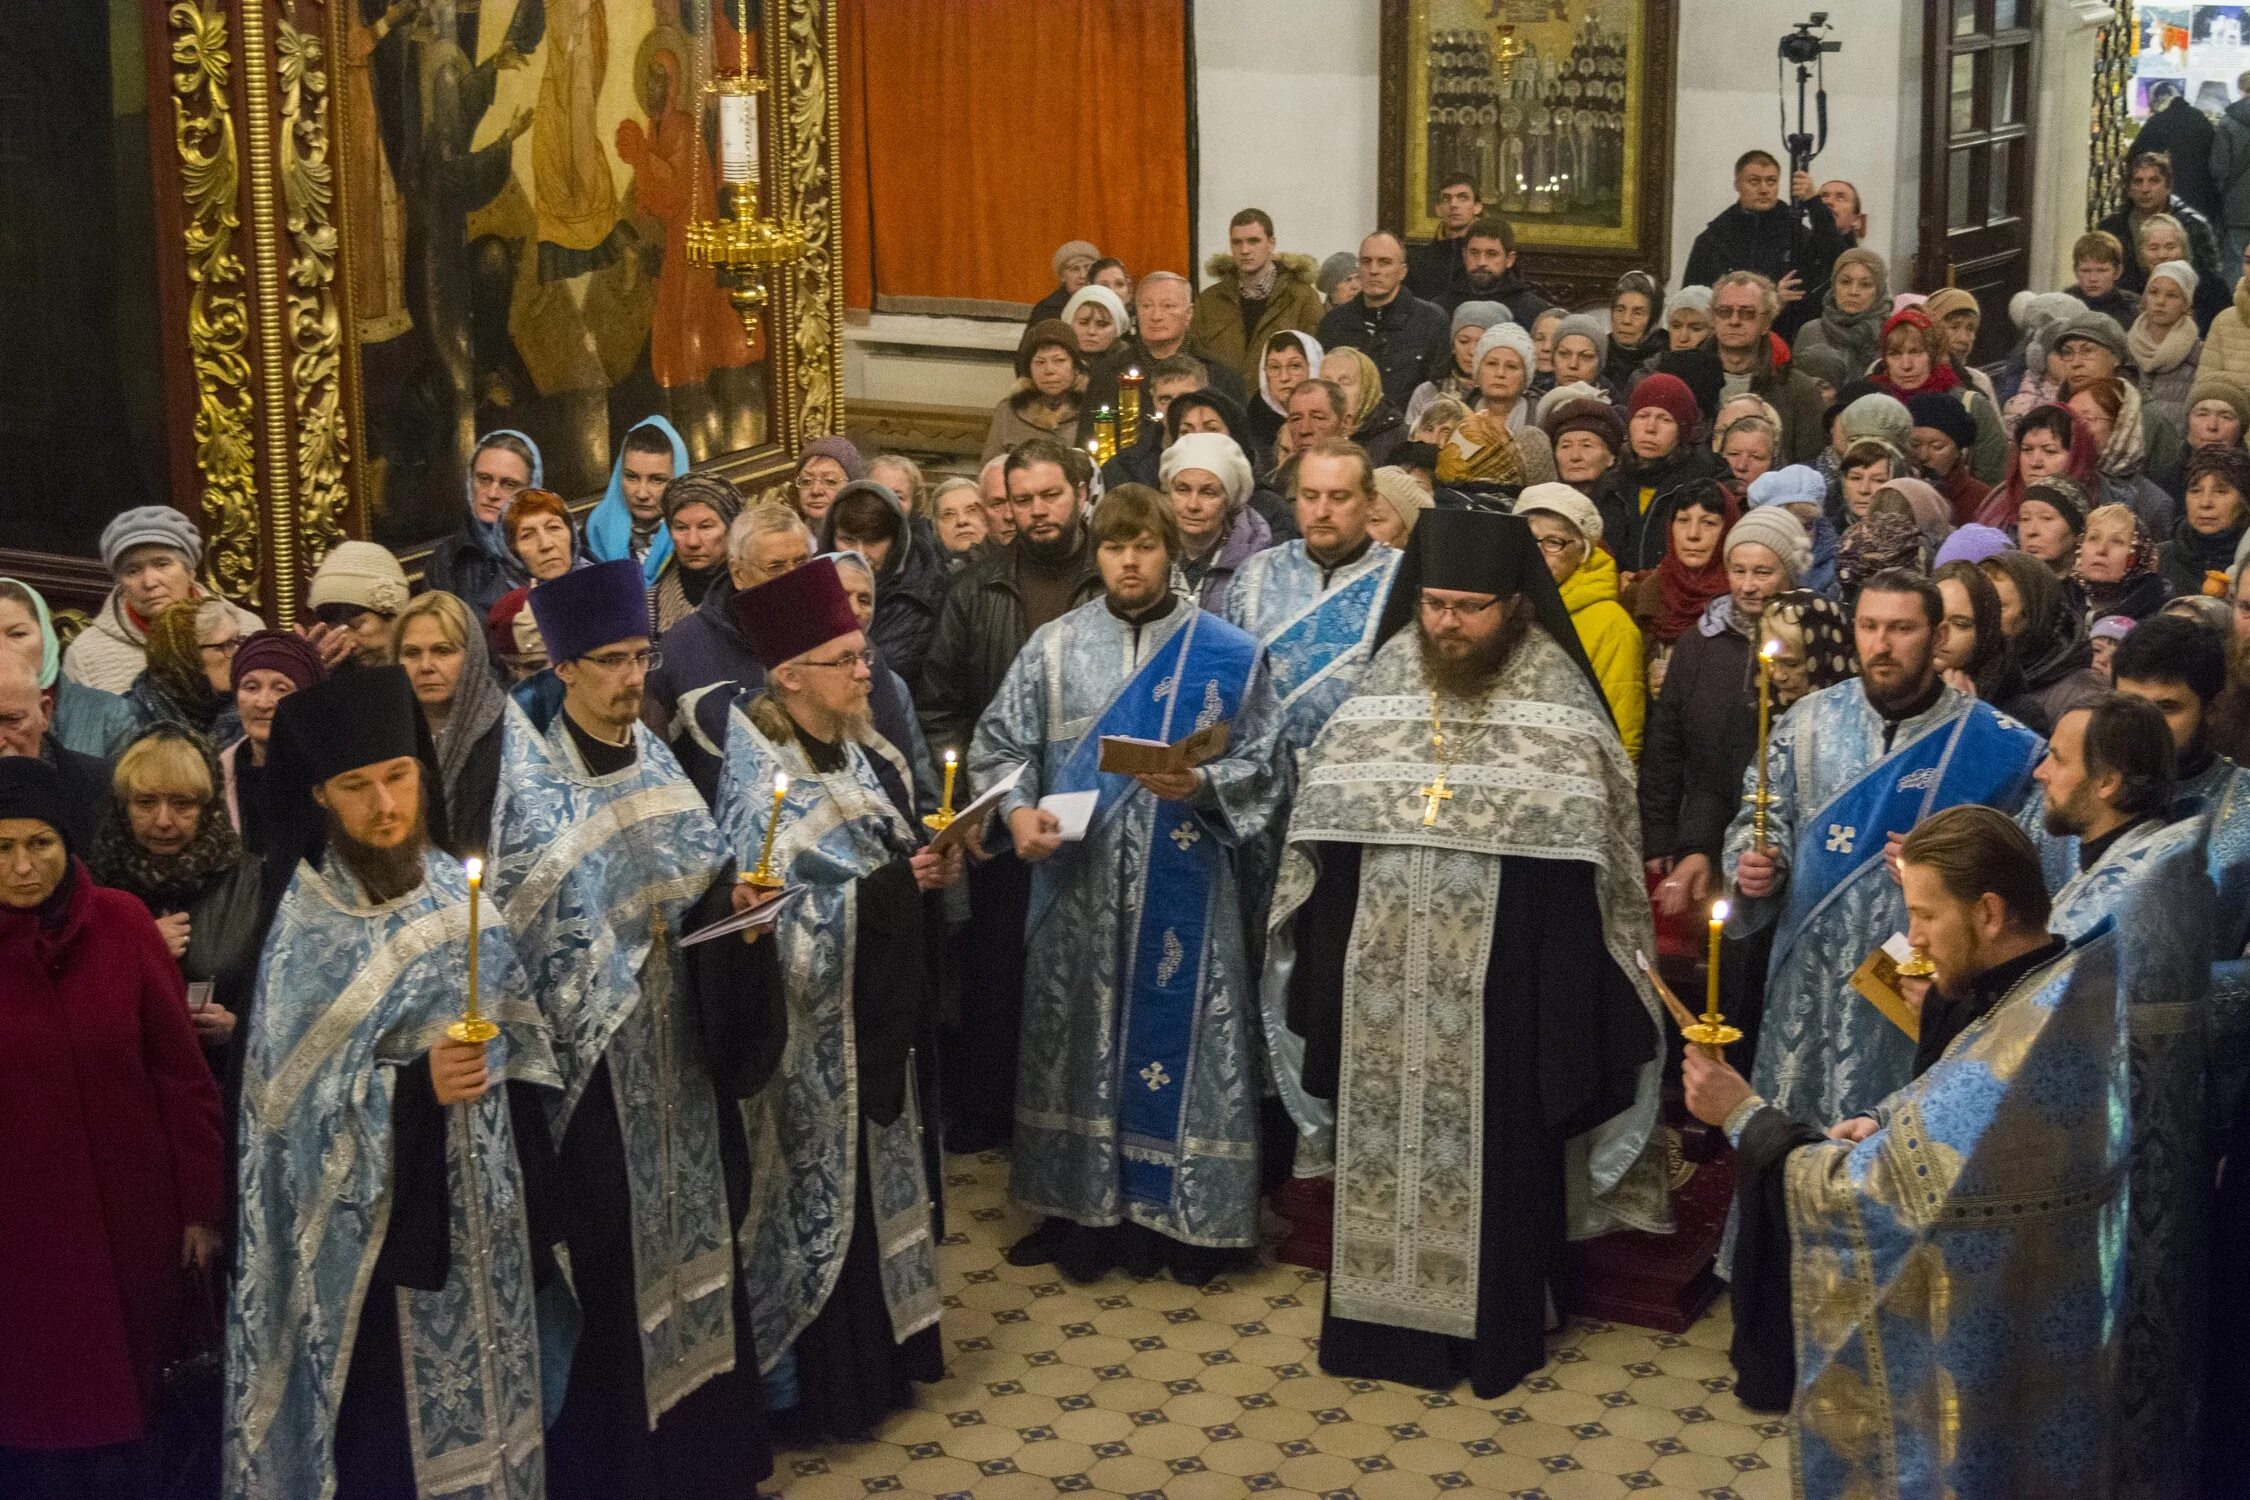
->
xmin=771 ymin=1149 xmax=1786 ymax=1500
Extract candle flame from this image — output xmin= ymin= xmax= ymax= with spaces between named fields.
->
xmin=773 ymin=772 xmax=789 ymax=794
xmin=1760 ymin=638 xmax=1781 ymax=660
xmin=1126 ymin=366 xmax=1141 ymax=379
xmin=464 ymin=856 xmax=483 ymax=884
xmin=1710 ymin=898 xmax=1731 ymax=924
xmin=944 ymin=748 xmax=958 ymax=765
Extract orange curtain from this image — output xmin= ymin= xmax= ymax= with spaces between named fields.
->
xmin=839 ymin=0 xmax=1189 ymax=316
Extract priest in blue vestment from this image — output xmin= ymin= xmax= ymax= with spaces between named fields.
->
xmin=970 ymin=484 xmax=1283 ymax=1283
xmin=1691 ymin=806 xmax=2125 ymax=1500
xmin=714 ymin=557 xmax=961 ymax=1439
xmin=1268 ymin=508 xmax=1670 ymax=1398
xmin=488 ymin=560 xmax=772 ymax=1496
xmin=226 ymin=667 xmax=558 ymax=1500
xmin=1725 ymin=570 xmax=2044 ymax=1131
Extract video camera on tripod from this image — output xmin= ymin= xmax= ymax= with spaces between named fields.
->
xmin=1778 ymin=13 xmax=1841 ymax=178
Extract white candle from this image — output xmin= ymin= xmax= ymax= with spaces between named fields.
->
xmin=719 ymin=93 xmax=759 ymax=185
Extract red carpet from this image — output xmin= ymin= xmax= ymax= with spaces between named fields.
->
xmin=1564 ymin=1146 xmax=1732 ymax=1334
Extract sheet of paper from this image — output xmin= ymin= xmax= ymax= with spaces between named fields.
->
xmin=1881 ymin=931 xmax=1917 ymax=965
xmin=926 ymin=762 xmax=1026 ymax=855
xmin=1040 ymin=790 xmax=1099 ymax=843
xmin=681 ymin=890 xmax=796 ymax=947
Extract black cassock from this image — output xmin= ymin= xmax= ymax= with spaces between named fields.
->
xmin=1288 ymin=843 xmax=1653 ymax=1400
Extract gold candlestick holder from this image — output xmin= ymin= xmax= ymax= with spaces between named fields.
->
xmin=1896 ymin=948 xmax=1937 ymax=979
xmin=1119 ymin=369 xmax=1144 ymax=447
xmin=923 ymin=749 xmax=959 ymax=832
xmin=684 ymin=0 xmax=809 ymax=350
xmin=743 ymin=772 xmax=790 ymax=890
xmin=1093 ymin=408 xmax=1118 ymax=463
xmin=449 ymin=857 xmax=499 ymax=1044
xmin=1682 ymin=898 xmax=1742 ymax=1048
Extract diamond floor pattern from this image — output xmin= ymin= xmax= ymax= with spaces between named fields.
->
xmin=769 ymin=1150 xmax=1783 ymax=1499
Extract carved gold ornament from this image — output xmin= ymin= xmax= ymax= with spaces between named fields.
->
xmin=169 ymin=0 xmax=260 ymax=609
xmin=279 ymin=18 xmax=352 ymax=572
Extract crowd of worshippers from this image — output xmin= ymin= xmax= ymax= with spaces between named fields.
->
xmin=11 ymin=146 xmax=2250 ymax=1500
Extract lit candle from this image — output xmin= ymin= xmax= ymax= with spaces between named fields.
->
xmin=449 ymin=857 xmax=497 ymax=1044
xmin=718 ymin=92 xmax=759 ymax=185
xmin=746 ymin=771 xmax=790 ymax=887
xmin=938 ymin=749 xmax=957 ymax=818
xmin=1752 ymin=638 xmax=1778 ymax=852
xmin=1119 ymin=367 xmax=1144 ymax=447
xmin=1705 ymin=898 xmax=1729 ymax=1023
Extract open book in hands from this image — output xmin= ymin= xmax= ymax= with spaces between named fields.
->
xmin=1097 ymin=721 xmax=1230 ymax=776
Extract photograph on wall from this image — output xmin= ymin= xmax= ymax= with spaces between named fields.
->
xmin=1390 ymin=0 xmax=1662 ymax=250
xmin=339 ymin=0 xmax=774 ymax=554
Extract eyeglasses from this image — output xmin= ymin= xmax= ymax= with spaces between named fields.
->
xmin=799 ymin=649 xmax=877 ymax=672
xmin=1417 ymin=595 xmax=1502 ymax=622
xmin=1712 ymin=306 xmax=1762 ymax=322
xmin=581 ymin=648 xmax=661 ymax=672
xmin=199 ymin=638 xmax=241 ymax=659
xmin=1532 ymin=535 xmax=1579 ymax=556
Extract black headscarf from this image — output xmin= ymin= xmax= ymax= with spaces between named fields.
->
xmin=1988 ymin=549 xmax=2094 ymax=691
xmin=261 ymin=665 xmax=448 ymax=889
xmin=1374 ymin=508 xmax=1612 ymax=724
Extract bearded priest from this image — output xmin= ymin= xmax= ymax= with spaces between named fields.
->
xmin=1267 ymin=506 xmax=1671 ymax=1399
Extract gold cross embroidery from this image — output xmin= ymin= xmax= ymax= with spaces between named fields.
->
xmin=1417 ymin=771 xmax=1454 ymax=827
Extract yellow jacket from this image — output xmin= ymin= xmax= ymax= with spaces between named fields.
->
xmin=1558 ymin=548 xmax=1646 ymax=760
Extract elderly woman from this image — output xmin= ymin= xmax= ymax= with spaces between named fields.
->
xmin=1158 ymin=432 xmax=1270 ymax=610
xmin=1981 ymin=549 xmax=2107 ymax=733
xmin=823 ymin=550 xmax=942 ymax=820
xmin=2135 ymin=213 xmax=2229 ymax=328
xmin=63 ymin=505 xmax=262 ymax=695
xmin=424 ymin=429 xmax=541 ymax=619
xmin=984 ymin=319 xmax=1087 ymax=461
xmin=1405 ymin=300 xmax=1505 ymax=430
xmin=1367 ymin=466 xmax=1433 ymax=549
xmin=1319 ymin=346 xmax=1406 ymax=465
xmin=0 ymin=757 xmax=223 ymax=1500
xmin=1869 ymin=308 xmax=2007 ymax=482
xmin=2072 ymin=502 xmax=2168 ymax=624
xmin=817 ymin=479 xmax=949 ymax=686
xmin=2010 ymin=475 xmax=2087 ymax=578
xmin=1665 ymin=285 xmax=1715 ymax=352
xmin=929 ymin=477 xmax=990 ymax=572
xmin=392 ymin=592 xmax=507 ymax=855
xmin=2130 ymin=260 xmax=2205 ymax=434
xmin=1638 ymin=506 xmax=1813 ymax=921
xmin=1061 ymin=283 xmax=1130 ymax=360
xmin=1625 ymin=477 xmax=1740 ymax=694
xmin=305 ymin=540 xmax=412 ymax=668
xmin=1792 ymin=247 xmax=1890 ymax=375
xmin=1516 ymin=483 xmax=1646 ymax=755
xmin=127 ymin=597 xmax=241 ymax=740
xmin=1921 ymin=285 xmax=2001 ymax=407
xmin=1835 ymin=489 xmax=1929 ymax=604
xmin=651 ymin=472 xmax=745 ymax=633
xmin=1603 ymin=271 xmax=1667 ymax=391
xmin=2065 ymin=375 xmax=2177 ymax=536
xmin=1758 ymin=590 xmax=1857 ymax=709
xmin=2162 ymin=445 xmax=2250 ymax=597
xmin=1435 ymin=324 xmax=1558 ymax=491
xmin=0 ymin=578 xmax=137 ymax=758
xmin=2187 ymin=377 xmax=2250 ymax=450
xmin=792 ymin=435 xmax=866 ymax=526
xmin=1717 ymin=414 xmax=1782 ymax=492
xmin=1548 ymin=316 xmax=1607 ymax=395
xmin=216 ymin=630 xmax=323 ymax=856
xmin=504 ymin=487 xmax=586 ymax=582
xmin=1248 ymin=328 xmax=1321 ymax=462
xmin=1609 ymin=374 xmax=1723 ymax=570
xmin=91 ymin=730 xmax=259 ymax=1061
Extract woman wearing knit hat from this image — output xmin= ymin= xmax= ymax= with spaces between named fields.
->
xmin=1157 ymin=433 xmax=1269 ymax=612
xmin=1548 ymin=315 xmax=1608 ymax=397
xmin=1636 ymin=500 xmax=1807 ymax=933
xmin=2129 ymin=260 xmax=2205 ymax=433
xmin=792 ymin=435 xmax=867 ymax=524
xmin=651 ymin=471 xmax=746 ymax=633
xmin=217 ymin=630 xmax=324 ymax=852
xmin=1404 ymin=300 xmax=1507 ymax=430
xmin=983 ymin=319 xmax=1087 ymax=462
xmin=2184 ymin=375 xmax=2250 ymax=448
xmin=1665 ymin=286 xmax=1714 ymax=351
xmin=63 ymin=504 xmax=264 ymax=695
xmin=1315 ymin=250 xmax=1361 ymax=309
xmin=2015 ymin=475 xmax=2092 ymax=578
xmin=306 ymin=539 xmax=412 ymax=667
xmin=1434 ymin=325 xmax=1557 ymax=491
xmin=1602 ymin=271 xmax=1667 ymax=392
xmin=1060 ymin=283 xmax=1129 ymax=359
xmin=1609 ymin=373 xmax=1725 ymax=572
xmin=1791 ymin=247 xmax=1890 ymax=377
xmin=1515 ymin=482 xmax=1645 ymax=756
xmin=2160 ymin=445 xmax=2250 ymax=597
xmin=1906 ymin=388 xmax=1991 ymax=523
xmin=1365 ymin=466 xmax=1434 ymax=548
xmin=1919 ymin=285 xmax=2000 ymax=407
xmin=1029 ymin=239 xmax=1100 ymax=323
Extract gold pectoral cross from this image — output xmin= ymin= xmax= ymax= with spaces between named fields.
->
xmin=1417 ymin=770 xmax=1454 ymax=827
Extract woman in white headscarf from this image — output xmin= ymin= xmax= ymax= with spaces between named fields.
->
xmin=1245 ymin=327 xmax=1322 ymax=466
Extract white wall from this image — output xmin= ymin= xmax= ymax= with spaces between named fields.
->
xmin=1192 ymin=0 xmax=1382 ymax=278
xmin=1670 ymin=0 xmax=1923 ymax=281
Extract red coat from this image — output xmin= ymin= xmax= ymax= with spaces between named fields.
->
xmin=0 ymin=863 xmax=224 ymax=1448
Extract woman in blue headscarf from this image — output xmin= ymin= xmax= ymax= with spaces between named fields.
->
xmin=583 ymin=414 xmax=691 ymax=584
xmin=0 ymin=578 xmax=139 ymax=758
xmin=423 ymin=429 xmax=542 ymax=617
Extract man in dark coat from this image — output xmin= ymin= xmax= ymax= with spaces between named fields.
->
xmin=1317 ymin=233 xmax=1452 ymax=412
xmin=0 ymin=659 xmax=108 ymax=834
xmin=2130 ymin=83 xmax=2221 ymax=222
xmin=1429 ymin=217 xmax=1555 ymax=324
xmin=1681 ymin=150 xmax=1851 ymax=339
xmin=916 ymin=438 xmax=1101 ymax=1152
xmin=1404 ymin=173 xmax=1485 ymax=299
xmin=2097 ymin=149 xmax=2228 ymax=295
